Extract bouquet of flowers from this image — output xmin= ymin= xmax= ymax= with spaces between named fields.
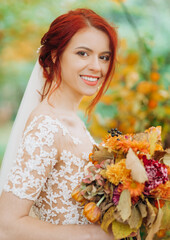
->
xmin=72 ymin=126 xmax=170 ymax=240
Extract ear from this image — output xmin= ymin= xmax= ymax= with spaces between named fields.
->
xmin=51 ymin=50 xmax=57 ymax=64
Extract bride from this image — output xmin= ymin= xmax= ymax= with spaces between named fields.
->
xmin=0 ymin=8 xmax=118 ymax=240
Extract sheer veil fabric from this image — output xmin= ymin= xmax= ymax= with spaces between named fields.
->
xmin=0 ymin=60 xmax=44 ymax=194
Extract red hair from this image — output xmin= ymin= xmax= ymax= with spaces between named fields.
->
xmin=39 ymin=8 xmax=118 ymax=117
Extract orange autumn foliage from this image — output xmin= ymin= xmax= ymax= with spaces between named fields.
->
xmin=150 ymin=72 xmax=160 ymax=82
xmin=156 ymin=229 xmax=166 ymax=238
xmin=148 ymin=99 xmax=158 ymax=109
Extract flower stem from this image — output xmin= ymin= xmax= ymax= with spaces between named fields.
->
xmin=96 ymin=195 xmax=105 ymax=207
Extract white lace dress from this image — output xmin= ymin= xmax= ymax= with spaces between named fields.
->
xmin=3 ymin=114 xmax=96 ymax=225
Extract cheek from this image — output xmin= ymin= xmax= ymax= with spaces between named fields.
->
xmin=102 ymin=63 xmax=110 ymax=77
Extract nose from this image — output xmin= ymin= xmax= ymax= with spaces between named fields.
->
xmin=88 ymin=56 xmax=101 ymax=72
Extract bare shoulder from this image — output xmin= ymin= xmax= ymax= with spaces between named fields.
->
xmin=22 ymin=101 xmax=64 ymax=151
xmin=24 ymin=100 xmax=59 ymax=128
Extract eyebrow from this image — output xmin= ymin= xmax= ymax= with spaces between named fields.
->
xmin=75 ymin=46 xmax=111 ymax=55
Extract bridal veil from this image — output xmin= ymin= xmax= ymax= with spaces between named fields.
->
xmin=0 ymin=60 xmax=44 ymax=194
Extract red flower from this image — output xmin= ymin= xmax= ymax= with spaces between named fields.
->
xmin=112 ymin=184 xmax=123 ymax=205
xmin=142 ymin=156 xmax=168 ymax=195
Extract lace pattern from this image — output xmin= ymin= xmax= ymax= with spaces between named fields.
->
xmin=4 ymin=114 xmax=94 ymax=225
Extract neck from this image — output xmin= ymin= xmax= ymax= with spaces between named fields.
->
xmin=46 ymin=80 xmax=83 ymax=114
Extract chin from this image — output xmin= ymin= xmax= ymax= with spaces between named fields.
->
xmin=82 ymin=88 xmax=98 ymax=97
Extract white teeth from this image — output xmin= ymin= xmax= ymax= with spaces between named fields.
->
xmin=81 ymin=76 xmax=99 ymax=82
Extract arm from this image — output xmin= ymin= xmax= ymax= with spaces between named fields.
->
xmin=0 ymin=192 xmax=114 ymax=240
xmin=0 ymin=114 xmax=114 ymax=240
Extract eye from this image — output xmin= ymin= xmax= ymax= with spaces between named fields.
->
xmin=100 ymin=55 xmax=110 ymax=61
xmin=77 ymin=51 xmax=88 ymax=57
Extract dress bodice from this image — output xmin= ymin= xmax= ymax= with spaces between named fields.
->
xmin=4 ymin=114 xmax=96 ymax=225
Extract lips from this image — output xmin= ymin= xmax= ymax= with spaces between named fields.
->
xmin=80 ymin=75 xmax=100 ymax=86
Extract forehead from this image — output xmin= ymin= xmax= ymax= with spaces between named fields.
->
xmin=65 ymin=27 xmax=110 ymax=52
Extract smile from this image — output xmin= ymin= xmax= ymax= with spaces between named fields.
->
xmin=80 ymin=75 xmax=100 ymax=86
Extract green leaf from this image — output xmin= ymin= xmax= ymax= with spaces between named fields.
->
xmin=117 ymin=189 xmax=131 ymax=221
xmin=96 ymin=102 xmax=118 ymax=119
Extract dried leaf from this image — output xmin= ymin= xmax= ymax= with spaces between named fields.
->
xmin=128 ymin=206 xmax=142 ymax=229
xmin=112 ymin=220 xmax=134 ymax=239
xmin=102 ymin=202 xmax=114 ymax=212
xmin=100 ymin=169 xmax=107 ymax=179
xmin=103 ymin=181 xmax=111 ymax=194
xmin=116 ymin=189 xmax=131 ymax=221
xmin=113 ymin=209 xmax=124 ymax=223
xmin=126 ymin=148 xmax=148 ymax=183
xmin=146 ymin=208 xmax=163 ymax=240
xmin=138 ymin=202 xmax=147 ymax=218
xmin=162 ymin=149 xmax=170 ymax=167
xmin=101 ymin=206 xmax=115 ymax=233
xmin=165 ymin=149 xmax=170 ymax=154
xmin=133 ymin=132 xmax=149 ymax=142
xmin=109 ymin=184 xmax=114 ymax=202
xmin=145 ymin=198 xmax=156 ymax=228
xmin=148 ymin=130 xmax=158 ymax=156
xmin=153 ymin=150 xmax=166 ymax=161
xmin=92 ymin=145 xmax=114 ymax=163
xmin=160 ymin=201 xmax=170 ymax=230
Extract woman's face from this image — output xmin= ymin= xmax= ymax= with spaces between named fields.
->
xmin=59 ymin=27 xmax=111 ymax=97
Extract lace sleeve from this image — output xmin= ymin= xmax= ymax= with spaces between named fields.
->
xmin=3 ymin=115 xmax=58 ymax=201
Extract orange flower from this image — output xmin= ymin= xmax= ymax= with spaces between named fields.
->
xmin=89 ymin=153 xmax=98 ymax=165
xmin=154 ymin=143 xmax=163 ymax=151
xmin=83 ymin=202 xmax=101 ymax=223
xmin=137 ymin=81 xmax=152 ymax=94
xmin=89 ymin=153 xmax=93 ymax=162
xmin=148 ymin=99 xmax=158 ymax=109
xmin=154 ymin=199 xmax=165 ymax=209
xmin=150 ymin=72 xmax=160 ymax=82
xmin=106 ymin=159 xmax=132 ymax=185
xmin=104 ymin=135 xmax=150 ymax=155
xmin=72 ymin=185 xmax=86 ymax=203
xmin=129 ymin=140 xmax=150 ymax=154
xmin=123 ymin=180 xmax=144 ymax=197
xmin=156 ymin=229 xmax=166 ymax=238
xmin=167 ymin=166 xmax=170 ymax=176
xmin=150 ymin=181 xmax=170 ymax=200
xmin=150 ymin=83 xmax=158 ymax=92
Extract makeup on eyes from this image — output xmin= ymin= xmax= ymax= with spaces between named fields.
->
xmin=76 ymin=49 xmax=111 ymax=62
